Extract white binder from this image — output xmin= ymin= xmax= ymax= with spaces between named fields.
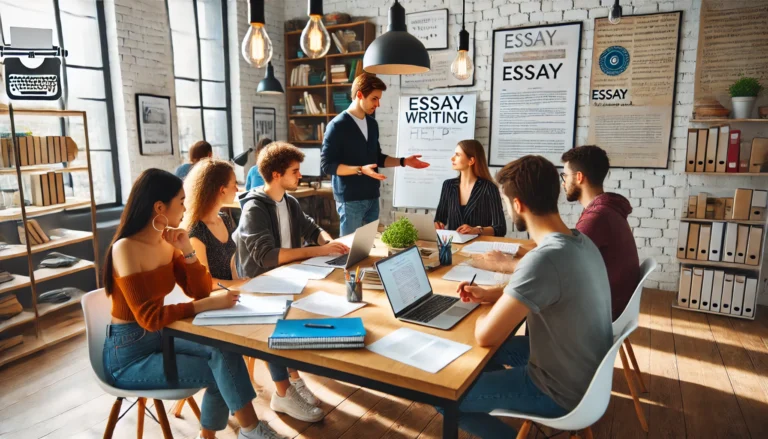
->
xmin=699 ymin=270 xmax=714 ymax=311
xmin=730 ymin=275 xmax=746 ymax=316
xmin=708 ymin=222 xmax=724 ymax=261
xmin=710 ymin=270 xmax=725 ymax=312
xmin=720 ymin=274 xmax=734 ymax=314
xmin=677 ymin=268 xmax=692 ymax=307
xmin=723 ymin=223 xmax=738 ymax=263
xmin=742 ymin=278 xmax=757 ymax=319
xmin=689 ymin=268 xmax=704 ymax=309
xmin=677 ymin=222 xmax=689 ymax=260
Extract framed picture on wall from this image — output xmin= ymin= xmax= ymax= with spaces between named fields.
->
xmin=405 ymin=9 xmax=449 ymax=50
xmin=136 ymin=94 xmax=173 ymax=156
xmin=253 ymin=107 xmax=277 ymax=146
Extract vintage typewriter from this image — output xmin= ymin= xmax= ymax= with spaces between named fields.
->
xmin=4 ymin=58 xmax=61 ymax=100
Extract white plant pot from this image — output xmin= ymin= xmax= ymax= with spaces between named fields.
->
xmin=731 ymin=96 xmax=757 ymax=119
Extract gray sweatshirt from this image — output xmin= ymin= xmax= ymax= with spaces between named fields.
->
xmin=233 ymin=188 xmax=324 ymax=278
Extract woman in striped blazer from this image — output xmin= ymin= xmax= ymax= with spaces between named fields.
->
xmin=434 ymin=140 xmax=506 ymax=237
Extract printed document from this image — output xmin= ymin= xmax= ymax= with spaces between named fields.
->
xmin=437 ymin=230 xmax=477 ymax=244
xmin=268 ymin=264 xmax=334 ymax=280
xmin=367 ymin=328 xmax=471 ymax=373
xmin=240 ymin=275 xmax=307 ymax=295
xmin=291 ymin=291 xmax=367 ymax=317
xmin=442 ymin=263 xmax=512 ymax=286
xmin=461 ymin=241 xmax=520 ymax=255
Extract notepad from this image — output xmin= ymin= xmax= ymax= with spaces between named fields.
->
xmin=268 ymin=317 xmax=366 ymax=350
xmin=461 ymin=241 xmax=520 ymax=255
xmin=291 ymin=291 xmax=367 ymax=317
xmin=240 ymin=275 xmax=307 ymax=295
xmin=195 ymin=295 xmax=291 ymax=319
xmin=436 ymin=230 xmax=477 ymax=244
xmin=442 ymin=263 xmax=511 ymax=286
xmin=367 ymin=328 xmax=471 ymax=373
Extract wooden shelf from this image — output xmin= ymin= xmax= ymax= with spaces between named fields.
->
xmin=327 ymin=51 xmax=365 ymax=58
xmin=686 ymin=172 xmax=768 ymax=176
xmin=289 ymin=114 xmax=332 ymax=118
xmin=329 ymin=83 xmax=352 ymax=87
xmin=0 ymin=310 xmax=35 ymax=334
xmin=0 ymin=307 xmax=85 ymax=368
xmin=0 ymin=165 xmax=88 ymax=175
xmin=287 ymin=57 xmax=326 ymax=63
xmin=690 ymin=118 xmax=768 ymax=123
xmin=0 ymin=275 xmax=31 ymax=295
xmin=0 ymin=198 xmax=92 ymax=222
xmin=34 ymin=259 xmax=95 ymax=284
xmin=287 ymin=85 xmax=327 ymax=90
xmin=0 ymin=229 xmax=93 ymax=262
xmin=37 ymin=289 xmax=84 ymax=318
xmin=680 ymin=218 xmax=765 ymax=226
xmin=285 ymin=21 xmax=370 ymax=36
xmin=677 ymin=258 xmax=760 ymax=271
xmin=672 ymin=304 xmax=755 ymax=320
xmin=0 ymin=108 xmax=85 ymax=117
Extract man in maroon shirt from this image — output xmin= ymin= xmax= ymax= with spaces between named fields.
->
xmin=561 ymin=145 xmax=640 ymax=320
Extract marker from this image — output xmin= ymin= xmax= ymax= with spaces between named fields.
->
xmin=304 ymin=323 xmax=334 ymax=329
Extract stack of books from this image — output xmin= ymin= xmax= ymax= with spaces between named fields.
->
xmin=330 ymin=30 xmax=360 ymax=54
xmin=0 ymin=135 xmax=75 ymax=167
xmin=29 ymin=171 xmax=66 ymax=207
xmin=302 ymin=92 xmax=325 ymax=115
xmin=290 ymin=121 xmax=322 ymax=142
xmin=290 ymin=65 xmax=310 ymax=86
xmin=268 ymin=318 xmax=366 ymax=350
xmin=17 ymin=219 xmax=50 ymax=246
xmin=291 ymin=104 xmax=306 ymax=115
xmin=330 ymin=64 xmax=348 ymax=84
xmin=347 ymin=59 xmax=363 ymax=83
xmin=332 ymin=91 xmax=352 ymax=113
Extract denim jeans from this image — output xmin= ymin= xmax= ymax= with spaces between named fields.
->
xmin=103 ymin=322 xmax=257 ymax=431
xmin=445 ymin=336 xmax=568 ymax=439
xmin=336 ymin=198 xmax=379 ymax=237
xmin=267 ymin=362 xmax=290 ymax=382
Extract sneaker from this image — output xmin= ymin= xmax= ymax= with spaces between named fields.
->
xmin=238 ymin=422 xmax=287 ymax=439
xmin=270 ymin=385 xmax=324 ymax=422
xmin=290 ymin=377 xmax=319 ymax=406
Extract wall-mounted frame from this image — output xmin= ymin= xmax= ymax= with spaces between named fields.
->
xmin=253 ymin=107 xmax=277 ymax=146
xmin=136 ymin=93 xmax=173 ymax=156
xmin=405 ymin=8 xmax=448 ymax=50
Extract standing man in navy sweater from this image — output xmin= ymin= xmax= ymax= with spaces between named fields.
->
xmin=321 ymin=73 xmax=430 ymax=236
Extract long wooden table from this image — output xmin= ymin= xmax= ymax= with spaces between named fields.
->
xmin=162 ymin=236 xmax=533 ymax=438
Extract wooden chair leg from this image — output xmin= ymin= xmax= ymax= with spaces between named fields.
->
xmin=516 ymin=420 xmax=532 ymax=439
xmin=583 ymin=427 xmax=594 ymax=439
xmin=103 ymin=397 xmax=123 ymax=439
xmin=153 ymin=399 xmax=174 ymax=439
xmin=171 ymin=399 xmax=186 ymax=418
xmin=619 ymin=348 xmax=649 ymax=432
xmin=186 ymin=397 xmax=201 ymax=421
xmin=624 ymin=339 xmax=647 ymax=393
xmin=137 ymin=398 xmax=146 ymax=439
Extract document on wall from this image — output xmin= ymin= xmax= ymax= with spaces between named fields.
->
xmin=442 ymin=263 xmax=512 ymax=286
xmin=240 ymin=275 xmax=307 ymax=295
xmin=268 ymin=264 xmax=334 ymax=280
xmin=291 ymin=291 xmax=367 ymax=317
xmin=436 ymin=230 xmax=477 ymax=244
xmin=367 ymin=328 xmax=471 ymax=373
xmin=461 ymin=241 xmax=520 ymax=255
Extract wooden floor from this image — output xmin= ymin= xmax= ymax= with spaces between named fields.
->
xmin=1 ymin=289 xmax=767 ymax=439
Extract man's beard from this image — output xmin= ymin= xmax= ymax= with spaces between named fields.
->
xmin=513 ymin=211 xmax=527 ymax=232
xmin=565 ymin=183 xmax=581 ymax=203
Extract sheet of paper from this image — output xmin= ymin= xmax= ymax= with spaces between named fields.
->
xmin=437 ymin=230 xmax=477 ymax=244
xmin=461 ymin=241 xmax=520 ymax=255
xmin=269 ymin=264 xmax=334 ymax=280
xmin=442 ymin=263 xmax=511 ymax=286
xmin=240 ymin=275 xmax=307 ymax=295
xmin=196 ymin=295 xmax=291 ymax=318
xmin=367 ymin=327 xmax=471 ymax=373
xmin=290 ymin=291 xmax=367 ymax=317
xmin=193 ymin=314 xmax=284 ymax=326
xmin=301 ymin=255 xmax=339 ymax=268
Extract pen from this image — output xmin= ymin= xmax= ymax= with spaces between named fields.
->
xmin=217 ymin=282 xmax=240 ymax=303
xmin=469 ymin=274 xmax=477 ymax=287
xmin=304 ymin=323 xmax=335 ymax=329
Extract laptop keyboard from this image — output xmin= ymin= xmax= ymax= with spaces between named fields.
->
xmin=326 ymin=254 xmax=349 ymax=267
xmin=402 ymin=295 xmax=458 ymax=323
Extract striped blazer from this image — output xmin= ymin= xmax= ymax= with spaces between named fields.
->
xmin=434 ymin=177 xmax=506 ymax=237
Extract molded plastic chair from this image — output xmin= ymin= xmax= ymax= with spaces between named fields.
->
xmin=82 ymin=289 xmax=202 ymax=438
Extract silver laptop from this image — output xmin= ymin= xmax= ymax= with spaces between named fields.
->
xmin=394 ymin=211 xmax=436 ymax=241
xmin=324 ymin=219 xmax=379 ymax=269
xmin=375 ymin=245 xmax=478 ymax=330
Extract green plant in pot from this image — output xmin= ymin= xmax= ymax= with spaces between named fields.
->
xmin=381 ymin=217 xmax=418 ymax=254
xmin=729 ymin=75 xmax=763 ymax=119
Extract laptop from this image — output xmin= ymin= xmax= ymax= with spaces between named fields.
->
xmin=375 ymin=245 xmax=478 ymax=330
xmin=324 ymin=219 xmax=379 ymax=268
xmin=394 ymin=212 xmax=436 ymax=241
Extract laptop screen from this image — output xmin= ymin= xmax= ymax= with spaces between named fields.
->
xmin=376 ymin=246 xmax=432 ymax=315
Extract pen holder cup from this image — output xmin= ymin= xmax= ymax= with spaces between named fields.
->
xmin=346 ymin=281 xmax=363 ymax=303
xmin=439 ymin=244 xmax=453 ymax=266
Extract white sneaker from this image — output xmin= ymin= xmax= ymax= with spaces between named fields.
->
xmin=290 ymin=377 xmax=319 ymax=406
xmin=238 ymin=422 xmax=287 ymax=439
xmin=270 ymin=385 xmax=324 ymax=422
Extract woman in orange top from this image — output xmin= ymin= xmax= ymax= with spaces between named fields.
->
xmin=102 ymin=169 xmax=286 ymax=439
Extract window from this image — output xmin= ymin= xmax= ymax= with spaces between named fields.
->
xmin=0 ymin=0 xmax=121 ymax=205
xmin=167 ymin=0 xmax=232 ymax=160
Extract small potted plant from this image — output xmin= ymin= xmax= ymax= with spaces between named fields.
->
xmin=729 ymin=75 xmax=763 ymax=119
xmin=381 ymin=217 xmax=419 ymax=255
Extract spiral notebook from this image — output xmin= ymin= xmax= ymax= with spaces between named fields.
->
xmin=268 ymin=317 xmax=366 ymax=350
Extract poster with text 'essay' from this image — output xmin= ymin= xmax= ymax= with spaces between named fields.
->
xmin=588 ymin=12 xmax=681 ymax=168
xmin=394 ymin=93 xmax=477 ymax=209
xmin=489 ymin=23 xmax=581 ymax=167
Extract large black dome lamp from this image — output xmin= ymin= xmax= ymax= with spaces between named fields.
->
xmin=363 ymin=0 xmax=430 ymax=75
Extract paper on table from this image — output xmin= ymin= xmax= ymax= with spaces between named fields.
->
xmin=301 ymin=255 xmax=340 ymax=268
xmin=291 ymin=291 xmax=367 ymax=317
xmin=461 ymin=241 xmax=520 ymax=255
xmin=240 ymin=275 xmax=307 ymax=295
xmin=269 ymin=264 xmax=334 ymax=280
xmin=442 ymin=263 xmax=511 ymax=286
xmin=193 ymin=314 xmax=285 ymax=326
xmin=437 ymin=230 xmax=477 ymax=244
xmin=196 ymin=295 xmax=291 ymax=318
xmin=367 ymin=327 xmax=471 ymax=374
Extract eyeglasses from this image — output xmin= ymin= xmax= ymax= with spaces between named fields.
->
xmin=559 ymin=172 xmax=569 ymax=184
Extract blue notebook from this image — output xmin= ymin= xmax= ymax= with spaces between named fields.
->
xmin=268 ymin=318 xmax=366 ymax=350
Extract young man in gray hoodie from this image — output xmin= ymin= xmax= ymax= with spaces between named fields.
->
xmin=233 ymin=141 xmax=349 ymax=279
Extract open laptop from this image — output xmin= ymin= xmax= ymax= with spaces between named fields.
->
xmin=375 ymin=245 xmax=478 ymax=330
xmin=324 ymin=219 xmax=379 ymax=268
xmin=394 ymin=211 xmax=436 ymax=241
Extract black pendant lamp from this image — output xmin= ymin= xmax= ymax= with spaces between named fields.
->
xmin=363 ymin=0 xmax=430 ymax=75
xmin=232 ymin=148 xmax=252 ymax=166
xmin=257 ymin=62 xmax=284 ymax=94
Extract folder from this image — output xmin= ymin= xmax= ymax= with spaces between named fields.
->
xmin=705 ymin=126 xmax=718 ymax=172
xmin=688 ymin=196 xmax=698 ymax=218
xmin=746 ymin=226 xmax=763 ymax=266
xmin=677 ymin=268 xmax=692 ymax=306
xmin=19 ymin=137 xmax=29 ymax=166
xmin=732 ymin=188 xmax=753 ymax=220
xmin=749 ymin=137 xmax=768 ymax=173
xmin=33 ymin=136 xmax=42 ymax=165
xmin=725 ymin=198 xmax=734 ymax=219
xmin=40 ymin=136 xmax=49 ymax=164
xmin=689 ymin=268 xmax=704 ymax=308
xmin=687 ymin=223 xmax=700 ymax=260
xmin=750 ymin=190 xmax=767 ymax=221
xmin=55 ymin=173 xmax=66 ymax=203
xmin=742 ymin=278 xmax=758 ymax=319
xmin=47 ymin=137 xmax=56 ymax=164
xmin=706 ymin=202 xmax=715 ymax=219
xmin=726 ymin=129 xmax=741 ymax=173
xmin=708 ymin=222 xmax=724 ymax=261
xmin=700 ymin=269 xmax=714 ymax=311
xmin=695 ymin=129 xmax=708 ymax=172
xmin=723 ymin=222 xmax=738 ymax=262
xmin=30 ymin=172 xmax=45 ymax=207
xmin=677 ymin=222 xmax=690 ymax=259
xmin=686 ymin=129 xmax=698 ymax=172
xmin=730 ymin=275 xmax=746 ymax=316
xmin=739 ymin=142 xmax=751 ymax=173
xmin=713 ymin=198 xmax=726 ymax=220
xmin=716 ymin=125 xmax=729 ymax=173
xmin=735 ymin=225 xmax=749 ymax=264
xmin=697 ymin=224 xmax=711 ymax=261
xmin=720 ymin=274 xmax=734 ymax=314
xmin=47 ymin=171 xmax=57 ymax=204
xmin=710 ymin=270 xmax=725 ymax=312
xmin=697 ymin=192 xmax=709 ymax=219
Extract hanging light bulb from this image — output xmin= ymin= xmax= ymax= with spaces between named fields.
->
xmin=608 ymin=0 xmax=623 ymax=25
xmin=241 ymin=0 xmax=272 ymax=68
xmin=300 ymin=0 xmax=330 ymax=58
xmin=451 ymin=0 xmax=473 ymax=81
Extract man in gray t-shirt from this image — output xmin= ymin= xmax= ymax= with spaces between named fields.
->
xmin=450 ymin=155 xmax=613 ymax=439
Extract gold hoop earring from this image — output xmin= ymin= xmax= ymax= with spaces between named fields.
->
xmin=152 ymin=214 xmax=168 ymax=232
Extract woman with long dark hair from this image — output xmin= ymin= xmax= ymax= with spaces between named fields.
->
xmin=102 ymin=169 xmax=287 ymax=439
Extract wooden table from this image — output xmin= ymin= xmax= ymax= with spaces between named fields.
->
xmin=162 ymin=236 xmax=534 ymax=439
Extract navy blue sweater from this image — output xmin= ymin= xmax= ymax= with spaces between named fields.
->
xmin=321 ymin=112 xmax=388 ymax=202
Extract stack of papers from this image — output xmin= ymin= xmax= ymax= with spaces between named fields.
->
xmin=442 ymin=263 xmax=512 ymax=286
xmin=268 ymin=264 xmax=334 ymax=280
xmin=240 ymin=275 xmax=307 ymax=295
xmin=461 ymin=241 xmax=520 ymax=255
xmin=193 ymin=295 xmax=292 ymax=326
xmin=437 ymin=230 xmax=477 ymax=244
xmin=367 ymin=328 xmax=471 ymax=373
xmin=291 ymin=291 xmax=367 ymax=317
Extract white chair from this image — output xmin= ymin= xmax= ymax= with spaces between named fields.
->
xmin=491 ymin=320 xmax=639 ymax=439
xmin=610 ymin=258 xmax=657 ymax=432
xmin=82 ymin=289 xmax=202 ymax=439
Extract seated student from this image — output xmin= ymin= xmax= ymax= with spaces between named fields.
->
xmin=451 ymin=155 xmax=613 ymax=439
xmin=234 ymin=140 xmax=349 ymax=277
xmin=175 ymin=140 xmax=213 ymax=180
xmin=184 ymin=158 xmax=322 ymax=422
xmin=561 ymin=145 xmax=639 ymax=320
xmin=103 ymin=168 xmax=286 ymax=439
xmin=434 ymin=140 xmax=506 ymax=237
xmin=245 ymin=137 xmax=272 ymax=190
